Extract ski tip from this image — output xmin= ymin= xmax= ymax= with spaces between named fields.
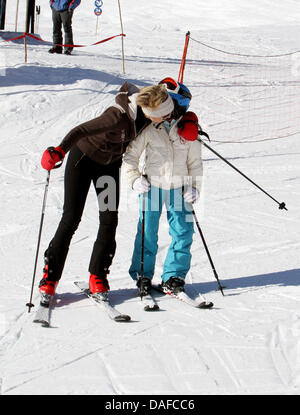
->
xmin=114 ymin=314 xmax=131 ymax=322
xmin=144 ymin=304 xmax=160 ymax=312
xmin=197 ymin=301 xmax=214 ymax=309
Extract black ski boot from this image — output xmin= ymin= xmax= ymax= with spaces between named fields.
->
xmin=161 ymin=277 xmax=185 ymax=294
xmin=48 ymin=46 xmax=63 ymax=54
xmin=136 ymin=277 xmax=152 ymax=297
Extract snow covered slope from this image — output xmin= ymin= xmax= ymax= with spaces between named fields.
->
xmin=0 ymin=0 xmax=300 ymax=395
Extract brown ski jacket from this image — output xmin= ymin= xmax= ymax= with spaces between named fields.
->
xmin=59 ymin=82 xmax=149 ymax=165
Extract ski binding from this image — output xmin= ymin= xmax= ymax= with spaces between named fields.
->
xmin=153 ymin=284 xmax=214 ymax=309
xmin=74 ymin=281 xmax=131 ymax=322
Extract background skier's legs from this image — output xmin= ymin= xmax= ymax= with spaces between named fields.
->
xmin=51 ymin=8 xmax=63 ymax=52
xmin=61 ymin=10 xmax=74 ymax=53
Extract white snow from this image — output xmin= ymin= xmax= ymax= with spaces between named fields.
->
xmin=0 ymin=0 xmax=300 ymax=396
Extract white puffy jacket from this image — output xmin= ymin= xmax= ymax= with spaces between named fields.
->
xmin=123 ymin=118 xmax=203 ymax=193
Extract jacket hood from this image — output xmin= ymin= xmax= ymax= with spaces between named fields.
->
xmin=115 ymin=82 xmax=140 ymax=120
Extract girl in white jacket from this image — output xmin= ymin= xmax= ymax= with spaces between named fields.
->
xmin=124 ymin=84 xmax=203 ymax=296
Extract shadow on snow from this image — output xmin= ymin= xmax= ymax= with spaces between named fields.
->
xmin=52 ymin=268 xmax=300 ymax=308
xmin=192 ymin=267 xmax=300 ymax=295
xmin=0 ymin=64 xmax=149 ymax=89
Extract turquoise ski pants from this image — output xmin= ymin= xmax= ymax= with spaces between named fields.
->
xmin=129 ymin=186 xmax=194 ymax=282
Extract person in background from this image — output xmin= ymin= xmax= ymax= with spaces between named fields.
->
xmin=48 ymin=0 xmax=81 ymax=55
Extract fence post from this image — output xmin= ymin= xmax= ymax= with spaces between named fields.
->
xmin=24 ymin=34 xmax=28 ymax=63
xmin=15 ymin=0 xmax=20 ymax=31
xmin=117 ymin=0 xmax=125 ymax=74
xmin=178 ymin=31 xmax=190 ymax=83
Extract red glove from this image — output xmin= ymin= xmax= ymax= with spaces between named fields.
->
xmin=177 ymin=111 xmax=199 ymax=142
xmin=41 ymin=146 xmax=65 ymax=171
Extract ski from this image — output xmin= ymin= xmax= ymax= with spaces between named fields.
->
xmin=153 ymin=284 xmax=214 ymax=309
xmin=33 ymin=293 xmax=53 ymax=327
xmin=74 ymin=281 xmax=131 ymax=322
xmin=140 ymin=293 xmax=159 ymax=312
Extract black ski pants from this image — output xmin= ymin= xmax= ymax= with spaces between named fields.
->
xmin=45 ymin=146 xmax=121 ymax=282
xmin=52 ymin=8 xmax=74 ymax=51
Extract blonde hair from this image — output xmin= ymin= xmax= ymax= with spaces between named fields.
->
xmin=136 ymin=85 xmax=168 ymax=109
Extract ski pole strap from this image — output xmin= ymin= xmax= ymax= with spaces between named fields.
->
xmin=195 ymin=123 xmax=210 ymax=141
xmin=198 ymin=128 xmax=210 ymax=140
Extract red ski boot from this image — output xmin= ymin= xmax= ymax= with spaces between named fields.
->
xmin=39 ymin=264 xmax=59 ymax=297
xmin=89 ymin=274 xmax=109 ymax=300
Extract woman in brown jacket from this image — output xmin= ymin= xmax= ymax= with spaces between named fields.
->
xmin=38 ymin=82 xmax=149 ymax=300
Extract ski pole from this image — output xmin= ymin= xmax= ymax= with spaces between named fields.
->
xmin=35 ymin=5 xmax=40 ymax=34
xmin=197 ymin=135 xmax=288 ymax=211
xmin=191 ymin=207 xmax=225 ymax=296
xmin=182 ymin=185 xmax=225 ymax=295
xmin=26 ymin=170 xmax=51 ymax=312
xmin=139 ymin=191 xmax=146 ymax=299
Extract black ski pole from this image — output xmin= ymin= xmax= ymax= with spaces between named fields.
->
xmin=197 ymin=135 xmax=287 ymax=211
xmin=139 ymin=191 xmax=146 ymax=299
xmin=26 ymin=170 xmax=51 ymax=312
xmin=182 ymin=185 xmax=225 ymax=295
xmin=191 ymin=206 xmax=225 ymax=296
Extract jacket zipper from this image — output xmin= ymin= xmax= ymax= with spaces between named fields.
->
xmin=74 ymin=153 xmax=85 ymax=167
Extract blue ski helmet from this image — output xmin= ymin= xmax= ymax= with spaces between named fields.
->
xmin=159 ymin=77 xmax=192 ymax=116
